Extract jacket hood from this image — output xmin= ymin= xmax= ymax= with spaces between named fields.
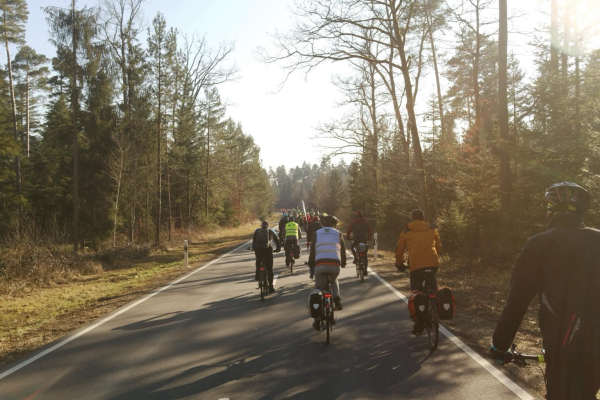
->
xmin=408 ymin=220 xmax=432 ymax=232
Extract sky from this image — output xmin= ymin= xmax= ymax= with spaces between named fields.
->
xmin=16 ymin=0 xmax=600 ymax=171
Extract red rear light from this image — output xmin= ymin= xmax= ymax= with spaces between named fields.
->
xmin=359 ymin=253 xmax=365 ymax=256
xmin=324 ymin=293 xmax=332 ymax=298
xmin=260 ymin=267 xmax=265 ymax=271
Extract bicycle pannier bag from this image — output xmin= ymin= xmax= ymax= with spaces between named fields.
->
xmin=254 ymin=229 xmax=270 ymax=250
xmin=357 ymin=243 xmax=367 ymax=253
xmin=308 ymin=289 xmax=324 ymax=318
xmin=436 ymin=287 xmax=456 ymax=320
xmin=293 ymin=243 xmax=301 ymax=259
xmin=408 ymin=290 xmax=428 ymax=322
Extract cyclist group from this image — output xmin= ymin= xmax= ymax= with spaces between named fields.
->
xmin=252 ymin=181 xmax=599 ymax=399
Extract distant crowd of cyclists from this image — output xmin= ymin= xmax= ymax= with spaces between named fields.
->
xmin=251 ymin=181 xmax=600 ymax=399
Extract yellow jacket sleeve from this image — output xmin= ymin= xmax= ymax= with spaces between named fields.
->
xmin=395 ymin=232 xmax=406 ymax=263
xmin=434 ymin=229 xmax=442 ymax=255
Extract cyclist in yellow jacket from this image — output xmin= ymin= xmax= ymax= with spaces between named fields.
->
xmin=395 ymin=209 xmax=442 ymax=335
xmin=284 ymin=217 xmax=302 ymax=265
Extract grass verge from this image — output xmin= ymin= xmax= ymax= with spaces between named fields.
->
xmin=0 ymin=222 xmax=262 ymax=369
xmin=367 ymin=249 xmax=546 ymax=399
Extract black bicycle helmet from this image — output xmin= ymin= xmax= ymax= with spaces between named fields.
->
xmin=545 ymin=182 xmax=591 ymax=214
xmin=322 ymin=215 xmax=340 ymax=227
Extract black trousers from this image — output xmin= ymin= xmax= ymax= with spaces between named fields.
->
xmin=255 ymin=248 xmax=274 ymax=286
xmin=409 ymin=267 xmax=438 ymax=292
xmin=285 ymin=238 xmax=297 ymax=262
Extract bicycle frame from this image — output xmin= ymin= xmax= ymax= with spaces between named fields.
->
xmin=322 ymin=274 xmax=335 ymax=344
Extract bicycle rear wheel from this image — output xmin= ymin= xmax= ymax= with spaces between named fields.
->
xmin=290 ymin=259 xmax=294 ymax=273
xmin=359 ymin=260 xmax=364 ymax=282
xmin=326 ymin=313 xmax=330 ymax=345
xmin=260 ymin=271 xmax=265 ymax=302
xmin=426 ymin=299 xmax=439 ymax=351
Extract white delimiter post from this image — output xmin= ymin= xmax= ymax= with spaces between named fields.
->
xmin=184 ymin=240 xmax=189 ymax=268
xmin=373 ymin=233 xmax=378 ymax=260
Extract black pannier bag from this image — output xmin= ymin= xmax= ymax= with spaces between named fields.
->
xmin=293 ymin=243 xmax=301 ymax=259
xmin=308 ymin=289 xmax=324 ymax=318
xmin=436 ymin=287 xmax=456 ymax=320
xmin=408 ymin=290 xmax=428 ymax=323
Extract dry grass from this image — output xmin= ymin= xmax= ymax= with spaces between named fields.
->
xmin=367 ymin=249 xmax=546 ymax=398
xmin=0 ymin=220 xmax=266 ymax=369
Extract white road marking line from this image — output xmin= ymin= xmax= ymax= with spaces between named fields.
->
xmin=0 ymin=240 xmax=252 ymax=381
xmin=368 ymin=268 xmax=535 ymax=400
xmin=273 ymin=274 xmax=279 ymax=285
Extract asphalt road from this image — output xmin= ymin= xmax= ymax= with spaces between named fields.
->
xmin=0 ymin=234 xmax=539 ymax=400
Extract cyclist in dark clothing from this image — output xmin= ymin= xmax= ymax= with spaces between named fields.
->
xmin=306 ymin=216 xmax=323 ymax=279
xmin=490 ymin=182 xmax=600 ymax=400
xmin=346 ymin=210 xmax=373 ymax=271
xmin=278 ymin=213 xmax=289 ymax=243
xmin=252 ymin=221 xmax=281 ymax=294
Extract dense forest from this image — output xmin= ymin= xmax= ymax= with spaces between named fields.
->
xmin=268 ymin=0 xmax=600 ymax=255
xmin=0 ymin=0 xmax=273 ymax=252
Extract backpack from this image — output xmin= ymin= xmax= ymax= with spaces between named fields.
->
xmin=436 ymin=287 xmax=456 ymax=320
xmin=408 ymin=290 xmax=428 ymax=323
xmin=308 ymin=289 xmax=324 ymax=318
xmin=254 ymin=229 xmax=270 ymax=250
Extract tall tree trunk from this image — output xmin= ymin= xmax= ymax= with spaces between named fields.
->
xmin=155 ymin=57 xmax=162 ymax=246
xmin=389 ymin=0 xmax=430 ymax=217
xmin=3 ymin=9 xmax=21 ymax=196
xmin=26 ymin=71 xmax=30 ymax=157
xmin=472 ymin=5 xmax=482 ymax=149
xmin=71 ymin=0 xmax=80 ymax=252
xmin=427 ymin=13 xmax=446 ymax=143
xmin=205 ymin=103 xmax=210 ymax=220
xmin=367 ymin=64 xmax=379 ymax=201
xmin=499 ymin=0 xmax=510 ymax=230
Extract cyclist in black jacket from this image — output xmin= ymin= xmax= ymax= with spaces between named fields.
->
xmin=252 ymin=221 xmax=281 ymax=294
xmin=490 ymin=182 xmax=600 ymax=400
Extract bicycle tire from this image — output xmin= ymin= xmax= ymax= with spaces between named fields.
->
xmin=356 ymin=264 xmax=359 ymax=278
xmin=427 ymin=298 xmax=439 ymax=351
xmin=290 ymin=259 xmax=294 ymax=273
xmin=260 ymin=270 xmax=265 ymax=302
xmin=326 ymin=313 xmax=330 ymax=345
xmin=359 ymin=260 xmax=364 ymax=282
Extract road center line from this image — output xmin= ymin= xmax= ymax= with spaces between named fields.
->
xmin=0 ymin=240 xmax=252 ymax=382
xmin=367 ymin=267 xmax=535 ymax=400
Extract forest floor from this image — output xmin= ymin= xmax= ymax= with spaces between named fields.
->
xmin=0 ymin=220 xmax=264 ymax=369
xmin=367 ymin=248 xmax=546 ymax=399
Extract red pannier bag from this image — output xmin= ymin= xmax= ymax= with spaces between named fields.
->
xmin=408 ymin=290 xmax=428 ymax=323
xmin=436 ymin=287 xmax=456 ymax=320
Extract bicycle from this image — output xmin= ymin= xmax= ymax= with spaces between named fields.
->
xmin=355 ymin=242 xmax=368 ymax=282
xmin=249 ymin=248 xmax=269 ymax=302
xmin=421 ymin=269 xmax=440 ymax=351
xmin=320 ymin=273 xmax=336 ymax=345
xmin=285 ymin=243 xmax=295 ymax=273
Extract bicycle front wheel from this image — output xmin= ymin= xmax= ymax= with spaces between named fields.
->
xmin=260 ymin=271 xmax=266 ymax=302
xmin=427 ymin=299 xmax=439 ymax=351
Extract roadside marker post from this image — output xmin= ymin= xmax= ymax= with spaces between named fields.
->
xmin=373 ymin=233 xmax=378 ymax=260
xmin=184 ymin=240 xmax=189 ymax=268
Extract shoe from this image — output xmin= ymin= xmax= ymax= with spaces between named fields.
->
xmin=269 ymin=286 xmax=275 ymax=294
xmin=312 ymin=321 xmax=322 ymax=331
xmin=309 ymin=273 xmax=314 ymax=279
xmin=334 ymin=296 xmax=343 ymax=310
xmin=412 ymin=322 xmax=424 ymax=336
